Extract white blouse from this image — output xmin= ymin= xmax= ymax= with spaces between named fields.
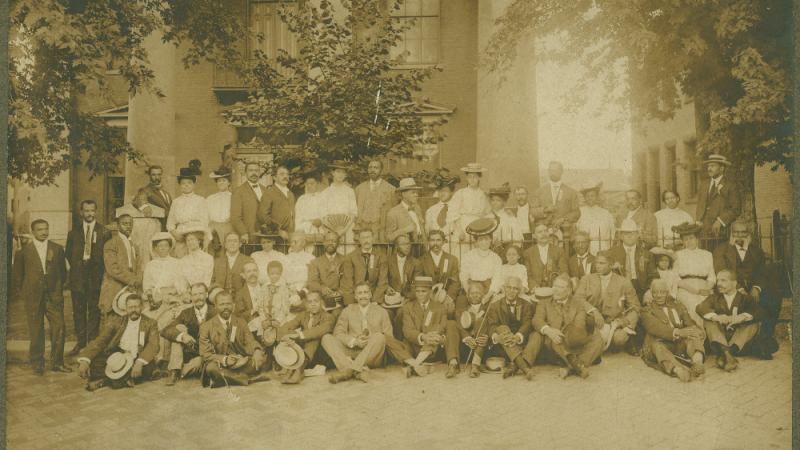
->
xmin=143 ymin=256 xmax=188 ymax=294
xmin=283 ymin=250 xmax=315 ymax=291
xmin=180 ymin=250 xmax=214 ymax=288
xmin=167 ymin=193 xmax=210 ymax=232
xmin=655 ymin=207 xmax=695 ymax=247
xmin=206 ymin=191 xmax=232 ymax=223
xmin=460 ymin=248 xmax=503 ymax=288
xmin=320 ymin=183 xmax=358 ymax=218
xmin=295 ymin=192 xmax=325 ymax=234
xmin=576 ymin=205 xmax=616 ymax=253
xmin=673 ymin=248 xmax=716 ymax=284
xmin=448 ymin=187 xmax=490 ymax=228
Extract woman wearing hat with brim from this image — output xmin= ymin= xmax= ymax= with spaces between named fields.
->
xmin=250 ymin=224 xmax=288 ymax=285
xmin=671 ymin=222 xmax=716 ymax=326
xmin=143 ymin=231 xmax=188 ymax=306
xmin=448 ymin=163 xmax=491 ymax=249
xmin=178 ymin=224 xmax=214 ymax=288
xmin=643 ymin=247 xmax=679 ymax=305
xmin=319 ymin=160 xmax=358 ymax=246
xmin=167 ymin=160 xmax=212 ymax=257
xmin=575 ymin=181 xmax=616 ymax=254
xmin=459 ymin=218 xmax=503 ymax=303
xmin=487 ymin=184 xmax=523 ymax=245
xmin=206 ymin=167 xmax=235 ymax=256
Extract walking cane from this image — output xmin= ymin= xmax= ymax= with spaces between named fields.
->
xmin=465 ymin=299 xmax=499 ymax=367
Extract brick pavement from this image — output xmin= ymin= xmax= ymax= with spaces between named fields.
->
xmin=5 ymin=346 xmax=792 ymax=450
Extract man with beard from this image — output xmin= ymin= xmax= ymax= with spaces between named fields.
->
xmin=446 ymin=282 xmax=490 ymax=378
xmin=341 ymin=229 xmax=388 ymax=305
xmin=615 ymin=190 xmax=657 ymax=247
xmin=567 ymin=231 xmax=595 ymax=288
xmin=355 ymin=159 xmax=396 ymax=242
xmin=161 ymin=282 xmax=216 ymax=386
xmin=418 ymin=230 xmax=461 ymax=302
xmin=199 ymin=291 xmax=269 ymax=387
xmin=137 ymin=165 xmax=172 ymax=229
xmin=307 ymin=231 xmax=346 ymax=315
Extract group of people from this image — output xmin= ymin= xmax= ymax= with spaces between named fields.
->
xmin=10 ymin=152 xmax=782 ymax=390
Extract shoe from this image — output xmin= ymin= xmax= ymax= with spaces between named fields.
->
xmin=690 ymin=362 xmax=706 ymax=377
xmin=715 ymin=355 xmax=726 ymax=369
xmin=403 ymin=366 xmax=413 ymax=378
xmin=66 ymin=345 xmax=84 ymax=357
xmin=86 ymin=379 xmax=106 ymax=392
xmin=502 ymin=363 xmax=516 ymax=379
xmin=32 ymin=365 xmax=44 ymax=376
xmin=673 ymin=365 xmax=692 ymax=382
xmin=445 ymin=362 xmax=460 ymax=379
xmin=625 ymin=345 xmax=641 ymax=357
xmin=353 ymin=371 xmax=369 ymax=383
xmin=558 ymin=367 xmax=570 ymax=379
xmin=165 ymin=370 xmax=179 ymax=386
xmin=249 ymin=372 xmax=272 ymax=384
xmin=51 ymin=365 xmax=73 ymax=373
xmin=328 ymin=369 xmax=354 ymax=384
xmin=468 ymin=365 xmax=480 ymax=378
xmin=150 ymin=368 xmax=167 ymax=380
xmin=523 ymin=368 xmax=534 ymax=381
xmin=724 ymin=356 xmax=739 ymax=372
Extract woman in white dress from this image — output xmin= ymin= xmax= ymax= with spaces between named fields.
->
xmin=179 ymin=229 xmax=214 ymax=288
xmin=489 ymin=244 xmax=529 ymax=298
xmin=459 ymin=218 xmax=503 ymax=303
xmin=672 ymin=222 xmax=716 ymax=326
xmin=294 ymin=173 xmax=326 ymax=251
xmin=448 ymin=163 xmax=491 ymax=249
xmin=283 ymin=232 xmax=315 ymax=292
xmin=576 ymin=182 xmax=616 ymax=254
xmin=143 ymin=232 xmax=189 ymax=301
xmin=205 ymin=168 xmax=233 ymax=256
xmin=319 ymin=161 xmax=358 ymax=249
xmin=654 ymin=190 xmax=695 ymax=249
xmin=167 ymin=162 xmax=211 ymax=257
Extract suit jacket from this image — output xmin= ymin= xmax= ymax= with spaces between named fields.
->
xmin=567 ymin=253 xmax=595 ymax=281
xmin=695 ymin=292 xmax=763 ymax=321
xmin=531 ymin=183 xmax=580 ymax=227
xmin=484 ymin=298 xmax=535 ymax=341
xmin=211 ymin=253 xmax=254 ymax=295
xmin=532 ymin=296 xmax=599 ymax=334
xmin=257 ymin=185 xmax=295 ymax=233
xmin=230 ymin=182 xmax=265 ymax=238
xmin=419 ymin=251 xmax=461 ymax=299
xmin=355 ymin=179 xmax=396 ymax=240
xmin=574 ymin=273 xmax=640 ymax=326
xmin=80 ymin=315 xmax=160 ymax=364
xmin=401 ymin=300 xmax=448 ymax=345
xmin=341 ymin=249 xmax=388 ymax=305
xmin=616 ymin=208 xmax=658 ymax=246
xmin=162 ymin=305 xmax=216 ymax=342
xmin=199 ymin=315 xmax=263 ymax=364
xmin=11 ymin=241 xmax=67 ymax=304
xmin=385 ymin=202 xmax=426 ymax=243
xmin=641 ymin=297 xmax=696 ymax=341
xmin=605 ymin=243 xmax=653 ymax=295
xmin=307 ymin=253 xmax=346 ymax=298
xmin=277 ymin=310 xmax=334 ymax=342
xmin=713 ymin=243 xmax=766 ymax=291
xmin=333 ymin=303 xmax=393 ymax=345
xmin=695 ymin=176 xmax=741 ymax=233
xmin=98 ymin=233 xmax=141 ymax=313
xmin=65 ymin=221 xmax=108 ymax=291
xmin=234 ymin=284 xmax=261 ymax=320
xmin=137 ymin=184 xmax=172 ymax=229
xmin=387 ymin=253 xmax=419 ymax=299
xmin=522 ymin=244 xmax=568 ymax=288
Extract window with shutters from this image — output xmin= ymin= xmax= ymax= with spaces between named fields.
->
xmin=249 ymin=0 xmax=298 ymax=65
xmin=390 ymin=0 xmax=440 ymax=65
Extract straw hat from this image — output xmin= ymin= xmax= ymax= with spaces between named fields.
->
xmin=274 ymin=341 xmax=306 ymax=370
xmin=397 ymin=178 xmax=423 ymax=192
xmin=702 ymin=154 xmax=732 ymax=166
xmin=104 ymin=352 xmax=135 ymax=380
xmin=579 ymin=181 xmax=603 ymax=194
xmin=671 ymin=222 xmax=703 ymax=237
xmin=483 ymin=357 xmax=506 ymax=373
xmin=112 ymin=287 xmax=136 ymax=316
xmin=460 ymin=163 xmax=487 ymax=173
xmin=466 ymin=217 xmax=498 ymax=237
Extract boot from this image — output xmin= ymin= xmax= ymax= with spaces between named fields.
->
xmin=468 ymin=364 xmax=480 ymax=378
xmin=328 ymin=369 xmax=354 ymax=384
xmin=502 ymin=362 xmax=516 ymax=379
xmin=86 ymin=379 xmax=106 ymax=392
xmin=445 ymin=360 xmax=460 ymax=379
xmin=165 ymin=370 xmax=179 ymax=386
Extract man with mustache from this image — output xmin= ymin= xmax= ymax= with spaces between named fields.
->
xmin=161 ymin=282 xmax=216 ymax=386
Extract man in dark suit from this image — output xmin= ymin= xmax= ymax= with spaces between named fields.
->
xmin=161 ymin=283 xmax=216 ymax=385
xmin=616 ymin=190 xmax=658 ymax=246
xmin=418 ymin=230 xmax=461 ymax=301
xmin=606 ymin=218 xmax=653 ymax=299
xmin=713 ymin=221 xmax=778 ymax=358
xmin=276 ymin=291 xmax=335 ymax=384
xmin=696 ymin=269 xmax=762 ymax=372
xmin=341 ymin=229 xmax=388 ymax=305
xmin=567 ymin=230 xmax=595 ymax=287
xmin=231 ymin=161 xmax=266 ymax=246
xmin=77 ymin=294 xmax=160 ymax=390
xmin=211 ymin=232 xmax=253 ymax=299
xmin=257 ymin=164 xmax=295 ymax=243
xmin=12 ymin=219 xmax=70 ymax=375
xmin=446 ymin=282 xmax=490 ymax=378
xmin=523 ymin=223 xmax=568 ymax=288
xmin=199 ymin=290 xmax=269 ymax=387
xmin=98 ymin=214 xmax=142 ymax=328
xmin=383 ymin=234 xmax=418 ymax=333
xmin=65 ymin=200 xmax=107 ymax=356
xmin=695 ymin=154 xmax=741 ymax=249
xmin=137 ymin=165 xmax=172 ymax=229
xmin=399 ymin=277 xmax=451 ymax=378
xmin=484 ymin=276 xmax=536 ymax=380
xmin=530 ymin=161 xmax=581 ymax=233
xmin=307 ymin=231 xmax=346 ymax=313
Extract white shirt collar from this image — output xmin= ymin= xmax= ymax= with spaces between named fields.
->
xmin=33 ymin=238 xmax=48 ymax=249
xmin=623 ymin=244 xmax=637 ymax=252
xmin=194 ymin=303 xmax=208 ymax=317
xmin=275 ymin=183 xmax=290 ymax=196
xmin=550 ymin=181 xmax=562 ymax=189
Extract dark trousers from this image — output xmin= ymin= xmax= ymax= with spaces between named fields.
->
xmin=26 ymin=292 xmax=65 ymax=368
xmin=88 ymin=354 xmax=155 ymax=387
xmin=756 ymin=291 xmax=782 ymax=351
xmin=202 ymin=359 xmax=260 ymax=387
xmin=72 ymin=288 xmax=101 ymax=347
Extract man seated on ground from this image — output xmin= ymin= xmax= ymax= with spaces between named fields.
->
xmin=640 ymin=279 xmax=706 ymax=382
xmin=445 ymin=281 xmax=490 ymax=378
xmin=322 ymin=282 xmax=407 ymax=384
xmin=77 ymin=294 xmax=160 ymax=391
xmin=696 ymin=269 xmax=762 ymax=372
xmin=161 ymin=282 xmax=216 ymax=386
xmin=574 ymin=254 xmax=641 ymax=355
xmin=528 ymin=276 xmax=605 ymax=379
xmin=198 ymin=290 xmax=269 ymax=387
xmin=399 ymin=276 xmax=452 ymax=378
xmin=143 ymin=285 xmax=190 ymax=376
xmin=276 ymin=291 xmax=335 ymax=384
xmin=483 ymin=276 xmax=536 ymax=380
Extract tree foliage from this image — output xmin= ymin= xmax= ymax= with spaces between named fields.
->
xmin=222 ymin=0 xmax=446 ymax=175
xmin=8 ymin=0 xmax=242 ymax=187
xmin=483 ymin=0 xmax=793 ymax=175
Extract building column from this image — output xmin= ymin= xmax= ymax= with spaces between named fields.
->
xmin=660 ymin=143 xmax=675 ymax=196
xmin=646 ymin=148 xmax=660 ymax=212
xmin=675 ymin=139 xmax=692 ymax=204
xmin=476 ymin=0 xmax=539 ymax=193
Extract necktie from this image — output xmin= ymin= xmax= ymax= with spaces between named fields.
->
xmin=437 ymin=203 xmax=448 ymax=228
xmin=578 ymin=256 xmax=587 ymax=274
xmin=160 ymin=189 xmax=170 ymax=206
xmin=363 ymin=253 xmax=370 ymax=280
xmin=83 ymin=224 xmax=92 ymax=261
xmin=252 ymin=184 xmax=262 ymax=201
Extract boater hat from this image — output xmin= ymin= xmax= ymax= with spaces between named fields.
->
xmin=112 ymin=287 xmax=136 ymax=316
xmin=105 ymin=352 xmax=135 ymax=380
xmin=579 ymin=181 xmax=603 ymax=194
xmin=672 ymin=222 xmax=703 ymax=237
xmin=274 ymin=340 xmax=306 ymax=370
xmin=413 ymin=276 xmax=434 ymax=288
xmin=210 ymin=167 xmax=232 ymax=180
xmin=397 ymin=178 xmax=424 ymax=192
xmin=466 ymin=217 xmax=498 ymax=237
xmin=328 ymin=160 xmax=350 ymax=171
xmin=702 ymin=154 xmax=732 ymax=166
xmin=482 ymin=356 xmax=506 ymax=373
xmin=460 ymin=163 xmax=487 ymax=173
xmin=150 ymin=231 xmax=174 ymax=246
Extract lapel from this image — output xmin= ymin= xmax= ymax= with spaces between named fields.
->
xmin=26 ymin=244 xmax=44 ymax=275
xmin=111 ymin=317 xmax=128 ymax=351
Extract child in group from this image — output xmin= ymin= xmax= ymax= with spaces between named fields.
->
xmin=643 ymin=247 xmax=679 ymax=305
xmin=488 ymin=245 xmax=530 ymax=302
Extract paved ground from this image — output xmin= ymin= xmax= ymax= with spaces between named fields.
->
xmin=5 ymin=344 xmax=792 ymax=450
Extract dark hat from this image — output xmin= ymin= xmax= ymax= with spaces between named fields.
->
xmin=671 ymin=222 xmax=702 ymax=237
xmin=255 ymin=223 xmax=282 ymax=242
xmin=177 ymin=160 xmax=202 ymax=182
xmin=434 ymin=175 xmax=459 ymax=189
xmin=328 ymin=160 xmax=350 ymax=171
xmin=210 ymin=167 xmax=232 ymax=180
xmin=466 ymin=217 xmax=498 ymax=237
xmin=412 ymin=276 xmax=434 ymax=288
xmin=488 ymin=184 xmax=511 ymax=198
xmin=702 ymin=154 xmax=732 ymax=166
xmin=649 ymin=246 xmax=675 ymax=261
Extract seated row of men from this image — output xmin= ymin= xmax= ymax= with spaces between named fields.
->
xmin=76 ymin=263 xmax=763 ymax=389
